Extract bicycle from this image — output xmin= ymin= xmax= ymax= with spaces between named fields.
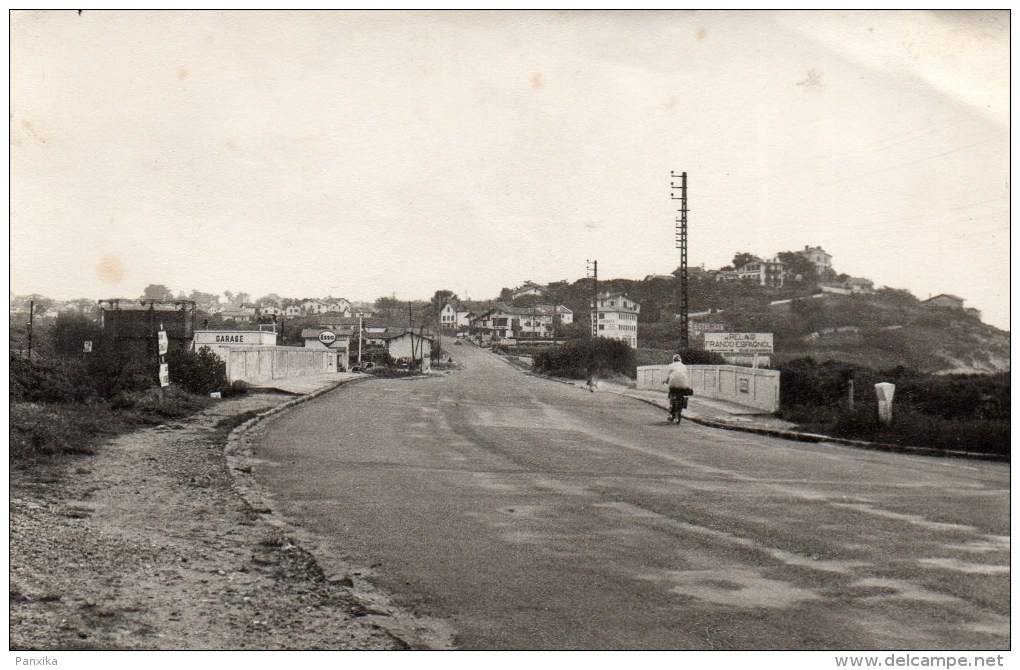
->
xmin=668 ymin=388 xmax=691 ymax=424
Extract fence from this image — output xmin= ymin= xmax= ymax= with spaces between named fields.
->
xmin=637 ymin=364 xmax=780 ymax=413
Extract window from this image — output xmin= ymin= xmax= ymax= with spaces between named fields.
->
xmin=598 ymin=324 xmax=605 ymax=330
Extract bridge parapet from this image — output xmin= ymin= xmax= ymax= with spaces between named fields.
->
xmin=637 ymin=364 xmax=780 ymax=413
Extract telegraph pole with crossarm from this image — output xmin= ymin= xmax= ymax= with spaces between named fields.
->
xmin=670 ymin=171 xmax=689 ymax=350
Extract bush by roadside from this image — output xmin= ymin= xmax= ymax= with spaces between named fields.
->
xmin=10 ymin=350 xmax=220 ymax=464
xmin=777 ymin=358 xmax=1010 ymax=456
xmin=532 ymin=338 xmax=636 ymax=379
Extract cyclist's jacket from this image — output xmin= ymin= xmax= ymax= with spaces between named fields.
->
xmin=665 ymin=361 xmax=691 ymax=390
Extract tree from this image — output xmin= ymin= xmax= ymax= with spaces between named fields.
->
xmin=512 ymin=294 xmax=541 ymax=308
xmin=777 ymin=251 xmax=819 ymax=284
xmin=373 ymin=296 xmax=416 ymax=324
xmin=732 ymin=252 xmax=758 ymax=269
xmin=49 ymin=312 xmax=102 ymax=357
xmin=188 ymin=290 xmax=221 ymax=310
xmin=256 ymin=293 xmax=283 ymax=307
xmin=141 ymin=284 xmax=175 ymax=301
xmin=429 ymin=290 xmax=458 ymax=325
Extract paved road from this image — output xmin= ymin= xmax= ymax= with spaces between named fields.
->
xmin=250 ymin=344 xmax=1009 ymax=650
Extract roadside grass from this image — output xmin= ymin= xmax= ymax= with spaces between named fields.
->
xmin=781 ymin=403 xmax=1009 ymax=456
xmin=11 ymin=351 xmax=223 ymax=466
xmin=365 ymin=366 xmax=423 ymax=379
xmin=11 ymin=389 xmax=213 ymax=465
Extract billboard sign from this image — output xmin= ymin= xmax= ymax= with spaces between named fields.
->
xmin=159 ymin=363 xmax=170 ymax=388
xmin=704 ymin=332 xmax=774 ymax=354
xmin=690 ymin=321 xmax=727 ymax=335
xmin=157 ymin=330 xmax=169 ymax=355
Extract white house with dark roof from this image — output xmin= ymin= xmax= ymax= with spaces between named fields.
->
xmin=378 ymin=330 xmax=434 ymax=360
xmin=596 ymin=292 xmax=640 ymax=348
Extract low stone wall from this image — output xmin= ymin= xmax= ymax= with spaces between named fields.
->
xmin=636 ymin=364 xmax=780 ymax=413
xmin=224 ymin=346 xmax=338 ymax=384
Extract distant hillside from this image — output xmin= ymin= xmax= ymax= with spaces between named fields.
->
xmin=499 ymin=278 xmax=1008 ymax=375
xmin=759 ymin=292 xmax=1010 ymax=374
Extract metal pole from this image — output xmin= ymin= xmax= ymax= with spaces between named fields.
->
xmin=358 ymin=313 xmax=363 ymax=365
xmin=26 ymin=300 xmax=34 ymax=359
xmin=671 ymin=171 xmax=689 ymax=350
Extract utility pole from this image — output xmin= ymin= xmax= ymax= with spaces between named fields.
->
xmin=408 ymin=302 xmax=416 ymax=361
xmin=586 ymin=259 xmax=598 ymax=337
xmin=671 ymin=171 xmax=689 ymax=350
xmin=26 ymin=300 xmax=34 ymax=359
xmin=357 ymin=312 xmax=364 ymax=365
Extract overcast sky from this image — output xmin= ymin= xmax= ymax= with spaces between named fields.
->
xmin=10 ymin=10 xmax=1010 ymax=329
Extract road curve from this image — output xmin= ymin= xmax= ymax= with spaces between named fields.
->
xmin=249 ymin=344 xmax=1009 ymax=650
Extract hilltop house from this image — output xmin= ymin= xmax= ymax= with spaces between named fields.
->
xmin=797 ymin=245 xmax=833 ymax=275
xmin=511 ymin=281 xmax=548 ymax=300
xmin=922 ymin=294 xmax=965 ymax=310
xmin=596 ymin=292 xmax=640 ymax=348
xmin=736 ymin=257 xmax=785 ymax=288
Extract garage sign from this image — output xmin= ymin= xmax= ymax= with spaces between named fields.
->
xmin=318 ymin=330 xmax=337 ymax=346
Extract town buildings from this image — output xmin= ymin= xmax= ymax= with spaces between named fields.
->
xmin=470 ymin=303 xmax=573 ymax=342
xmin=596 ymin=292 xmax=640 ymax=348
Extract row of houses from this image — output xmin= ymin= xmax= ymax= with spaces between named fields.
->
xmin=468 ymin=303 xmax=575 ymax=340
xmin=454 ymin=290 xmax=642 ymax=349
xmin=215 ymin=298 xmax=356 ymax=322
xmin=711 ymin=246 xmax=835 ymax=288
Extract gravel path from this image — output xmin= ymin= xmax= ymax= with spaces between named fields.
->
xmin=10 ymin=392 xmax=428 ymax=650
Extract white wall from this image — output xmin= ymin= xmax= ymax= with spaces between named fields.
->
xmin=224 ymin=346 xmax=340 ymax=383
xmin=637 ymin=364 xmax=780 ymax=413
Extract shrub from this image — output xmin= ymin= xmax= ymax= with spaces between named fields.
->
xmin=533 ymin=337 xmax=636 ymax=379
xmin=776 ymin=359 xmax=1010 ymax=456
xmin=166 ymin=346 xmax=227 ymax=395
xmin=9 ymin=355 xmax=79 ymax=403
xmin=85 ymin=346 xmax=157 ymax=399
xmin=9 ymin=403 xmax=91 ymax=459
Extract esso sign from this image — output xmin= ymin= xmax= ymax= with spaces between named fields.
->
xmin=318 ymin=331 xmax=337 ymax=346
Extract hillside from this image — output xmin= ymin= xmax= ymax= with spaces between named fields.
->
xmin=761 ymin=292 xmax=1010 ymax=374
xmin=500 ymin=278 xmax=1009 ymax=375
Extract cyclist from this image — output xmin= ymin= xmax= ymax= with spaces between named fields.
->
xmin=662 ymin=354 xmax=693 ymax=423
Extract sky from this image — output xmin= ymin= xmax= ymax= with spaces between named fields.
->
xmin=9 ymin=10 xmax=1011 ymax=330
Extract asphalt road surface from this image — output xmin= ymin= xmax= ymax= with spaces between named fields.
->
xmin=250 ymin=344 xmax=1009 ymax=650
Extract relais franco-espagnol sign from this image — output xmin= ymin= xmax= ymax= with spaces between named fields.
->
xmin=704 ymin=332 xmax=774 ymax=354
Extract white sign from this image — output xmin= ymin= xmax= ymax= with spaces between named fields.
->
xmin=157 ymin=330 xmax=169 ymax=356
xmin=690 ymin=322 xmax=727 ymax=335
xmin=83 ymin=340 xmax=93 ymax=353
xmin=159 ymin=363 xmax=170 ymax=388
xmin=318 ymin=330 xmax=337 ymax=346
xmin=704 ymin=332 xmax=774 ymax=354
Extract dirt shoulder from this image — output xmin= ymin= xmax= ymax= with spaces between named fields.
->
xmin=10 ymin=391 xmax=432 ymax=650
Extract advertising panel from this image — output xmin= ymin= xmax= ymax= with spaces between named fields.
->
xmin=704 ymin=332 xmax=774 ymax=354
